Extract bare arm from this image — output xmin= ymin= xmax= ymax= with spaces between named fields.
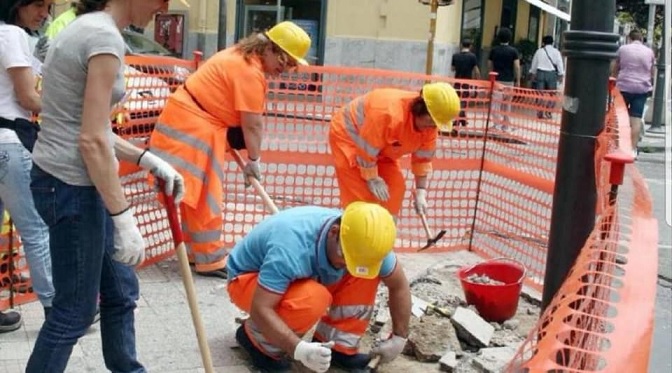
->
xmin=513 ymin=59 xmax=521 ymax=86
xmin=472 ymin=65 xmax=481 ymax=79
xmin=414 ymin=175 xmax=428 ymax=190
xmin=241 ymin=111 xmax=264 ymax=160
xmin=79 ymin=54 xmax=128 ymax=215
xmin=250 ymin=287 xmax=303 ymax=355
xmin=7 ymin=67 xmax=41 ymax=113
xmin=382 ymin=264 xmax=412 ymax=338
xmin=113 ymin=135 xmax=145 ymax=164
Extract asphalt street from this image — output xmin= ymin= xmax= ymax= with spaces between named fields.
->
xmin=637 ymin=151 xmax=672 ymax=373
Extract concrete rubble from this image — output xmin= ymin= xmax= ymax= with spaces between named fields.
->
xmin=366 ymin=251 xmax=542 ymax=372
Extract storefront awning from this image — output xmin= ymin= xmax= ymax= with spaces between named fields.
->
xmin=524 ymin=0 xmax=571 ymax=22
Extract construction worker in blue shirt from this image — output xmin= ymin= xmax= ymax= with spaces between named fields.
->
xmin=226 ymin=201 xmax=412 ymax=372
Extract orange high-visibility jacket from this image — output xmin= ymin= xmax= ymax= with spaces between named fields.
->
xmin=330 ymin=88 xmax=438 ymax=179
xmin=148 ymin=48 xmax=267 ymax=220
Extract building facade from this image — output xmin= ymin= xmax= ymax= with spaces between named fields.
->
xmin=49 ymin=0 xmax=571 ymax=76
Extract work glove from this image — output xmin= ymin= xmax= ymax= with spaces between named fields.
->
xmin=110 ymin=207 xmax=146 ymax=266
xmin=293 ymin=340 xmax=334 ymax=373
xmin=366 ymin=177 xmax=390 ymax=202
xmin=243 ymin=157 xmax=261 ymax=188
xmin=138 ymin=150 xmax=185 ymax=204
xmin=370 ymin=334 xmax=407 ymax=364
xmin=413 ymin=188 xmax=428 ymax=216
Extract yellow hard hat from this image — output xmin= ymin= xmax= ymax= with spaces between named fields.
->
xmin=422 ymin=82 xmax=461 ymax=132
xmin=339 ymin=202 xmax=397 ymax=279
xmin=265 ymin=21 xmax=312 ymax=66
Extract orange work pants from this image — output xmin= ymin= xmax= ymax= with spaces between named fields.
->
xmin=228 ymin=272 xmax=380 ymax=357
xmin=181 ymin=203 xmax=228 ymax=273
xmin=330 ymin=140 xmax=406 ymax=216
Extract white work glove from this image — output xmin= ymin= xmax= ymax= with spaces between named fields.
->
xmin=370 ymin=334 xmax=407 ymax=364
xmin=366 ymin=177 xmax=390 ymax=202
xmin=138 ymin=150 xmax=185 ymax=204
xmin=413 ymin=188 xmax=428 ymax=215
xmin=110 ymin=207 xmax=146 ymax=266
xmin=293 ymin=340 xmax=334 ymax=373
xmin=243 ymin=157 xmax=261 ymax=188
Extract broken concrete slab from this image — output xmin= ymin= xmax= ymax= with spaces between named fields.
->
xmin=472 ymin=346 xmax=518 ymax=373
xmin=406 ymin=315 xmax=463 ymax=362
xmin=451 ymin=307 xmax=495 ymax=348
xmin=439 ymin=351 xmax=458 ymax=372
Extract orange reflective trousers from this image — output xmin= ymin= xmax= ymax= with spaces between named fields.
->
xmin=228 ymin=272 xmax=380 ymax=357
xmin=148 ymin=89 xmax=229 ymax=272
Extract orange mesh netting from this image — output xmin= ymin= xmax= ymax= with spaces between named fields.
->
xmin=1 ymin=55 xmax=658 ymax=371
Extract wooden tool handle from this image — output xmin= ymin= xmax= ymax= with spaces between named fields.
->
xmin=230 ymin=149 xmax=280 ymax=214
xmin=419 ymin=213 xmax=433 ymax=239
xmin=163 ymin=191 xmax=215 ymax=373
xmin=367 ymin=355 xmax=382 ymax=370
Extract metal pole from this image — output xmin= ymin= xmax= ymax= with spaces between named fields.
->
xmin=647 ymin=4 xmax=656 ymax=47
xmin=541 ymin=0 xmax=619 ymax=311
xmin=425 ymin=0 xmax=439 ymax=75
xmin=651 ymin=16 xmax=667 ymax=131
xmin=217 ymin=0 xmax=227 ymax=50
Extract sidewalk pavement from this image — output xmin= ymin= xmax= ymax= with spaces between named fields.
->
xmin=640 ymin=125 xmax=669 ymax=154
xmin=0 ymin=252 xmax=461 ymax=373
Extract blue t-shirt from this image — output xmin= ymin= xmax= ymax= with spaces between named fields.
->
xmin=226 ymin=206 xmax=397 ymax=294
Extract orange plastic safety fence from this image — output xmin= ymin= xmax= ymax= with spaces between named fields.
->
xmin=0 ymin=215 xmax=36 ymax=310
xmin=503 ymin=87 xmax=658 ymax=372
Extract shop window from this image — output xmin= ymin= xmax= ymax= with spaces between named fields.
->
xmin=528 ymin=6 xmax=540 ymax=46
xmin=460 ymin=0 xmax=484 ymax=60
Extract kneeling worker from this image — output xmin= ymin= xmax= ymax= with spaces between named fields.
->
xmin=226 ymin=202 xmax=412 ymax=372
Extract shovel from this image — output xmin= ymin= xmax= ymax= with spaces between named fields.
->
xmin=417 ymin=212 xmax=447 ymax=252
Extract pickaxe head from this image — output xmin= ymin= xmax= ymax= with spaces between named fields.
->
xmin=418 ymin=229 xmax=447 ymax=251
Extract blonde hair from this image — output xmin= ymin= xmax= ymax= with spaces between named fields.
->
xmin=235 ymin=33 xmax=274 ymax=62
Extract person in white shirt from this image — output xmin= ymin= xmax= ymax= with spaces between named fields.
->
xmin=0 ymin=0 xmax=55 ymax=332
xmin=529 ymin=35 xmax=565 ymax=119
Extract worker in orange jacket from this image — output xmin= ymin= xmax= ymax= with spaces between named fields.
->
xmin=147 ymin=21 xmax=312 ymax=278
xmin=329 ymin=83 xmax=460 ymax=220
xmin=226 ymin=202 xmax=411 ymax=372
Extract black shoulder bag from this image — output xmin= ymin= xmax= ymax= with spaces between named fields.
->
xmin=0 ymin=117 xmax=40 ymax=152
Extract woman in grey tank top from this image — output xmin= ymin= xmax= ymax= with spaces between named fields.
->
xmin=26 ymin=0 xmax=185 ymax=372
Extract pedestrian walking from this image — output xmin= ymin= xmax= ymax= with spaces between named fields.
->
xmin=0 ymin=0 xmax=55 ymax=329
xmin=529 ymin=35 xmax=564 ymax=119
xmin=612 ymin=29 xmax=655 ymax=158
xmin=451 ymin=38 xmax=481 ymax=126
xmin=488 ymin=28 xmax=521 ymax=131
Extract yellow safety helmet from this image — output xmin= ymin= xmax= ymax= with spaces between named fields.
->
xmin=339 ymin=201 xmax=397 ymax=279
xmin=422 ymin=82 xmax=461 ymax=132
xmin=265 ymin=21 xmax=312 ymax=66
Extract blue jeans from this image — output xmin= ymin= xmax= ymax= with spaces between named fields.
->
xmin=0 ymin=142 xmax=53 ymax=307
xmin=25 ymin=165 xmax=145 ymax=373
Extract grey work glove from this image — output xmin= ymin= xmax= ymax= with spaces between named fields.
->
xmin=138 ymin=150 xmax=186 ymax=204
xmin=366 ymin=177 xmax=390 ymax=202
xmin=243 ymin=157 xmax=261 ymax=188
xmin=110 ymin=207 xmax=146 ymax=266
xmin=370 ymin=335 xmax=407 ymax=364
xmin=413 ymin=188 xmax=428 ymax=215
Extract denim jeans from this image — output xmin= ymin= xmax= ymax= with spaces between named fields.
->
xmin=0 ymin=142 xmax=53 ymax=307
xmin=25 ymin=165 xmax=145 ymax=373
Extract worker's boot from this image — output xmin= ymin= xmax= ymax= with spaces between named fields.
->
xmin=235 ymin=325 xmax=291 ymax=372
xmin=0 ymin=310 xmax=22 ymax=333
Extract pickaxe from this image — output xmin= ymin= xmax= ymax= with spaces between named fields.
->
xmin=417 ymin=212 xmax=447 ymax=252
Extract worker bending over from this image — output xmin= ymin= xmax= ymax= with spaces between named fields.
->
xmin=329 ymin=83 xmax=460 ymax=220
xmin=226 ymin=202 xmax=412 ymax=372
xmin=148 ymin=21 xmax=312 ymax=278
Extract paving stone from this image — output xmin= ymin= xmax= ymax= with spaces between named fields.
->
xmin=450 ymin=307 xmax=494 ymax=348
xmin=439 ymin=351 xmax=458 ymax=372
xmin=472 ymin=346 xmax=518 ymax=373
